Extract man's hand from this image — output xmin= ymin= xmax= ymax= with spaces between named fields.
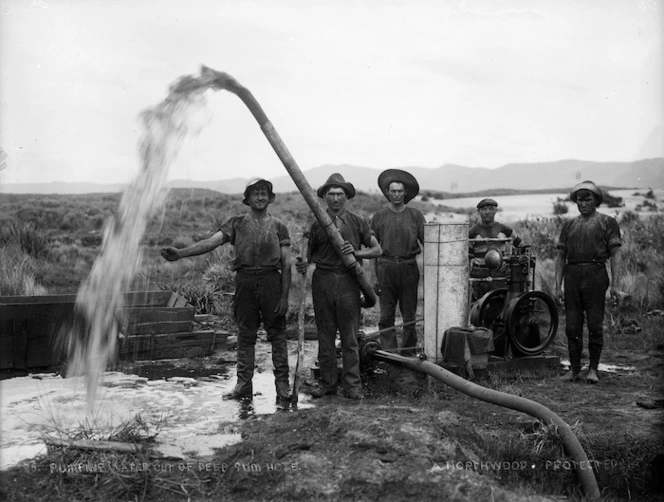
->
xmin=295 ymin=257 xmax=309 ymax=275
xmin=160 ymin=247 xmax=181 ymax=262
xmin=274 ymin=297 xmax=289 ymax=317
xmin=341 ymin=241 xmax=355 ymax=255
xmin=555 ymin=286 xmax=564 ymax=306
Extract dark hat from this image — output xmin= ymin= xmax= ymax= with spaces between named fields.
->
xmin=243 ymin=178 xmax=275 ymax=206
xmin=377 ymin=169 xmax=420 ymax=204
xmin=476 ymin=198 xmax=498 ymax=209
xmin=570 ymin=180 xmax=603 ymax=205
xmin=317 ymin=173 xmax=356 ymax=199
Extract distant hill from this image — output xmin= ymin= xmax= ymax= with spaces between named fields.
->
xmin=2 ymin=158 xmax=662 ymax=194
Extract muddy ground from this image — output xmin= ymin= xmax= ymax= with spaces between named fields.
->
xmin=1 ymin=315 xmax=663 ymax=502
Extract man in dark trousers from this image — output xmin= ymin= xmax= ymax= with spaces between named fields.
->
xmin=296 ymin=173 xmax=381 ymax=400
xmin=468 ymin=198 xmax=522 ymax=299
xmin=370 ymin=169 xmax=425 ymax=355
xmin=555 ymin=180 xmax=622 ymax=384
xmin=160 ymin=178 xmax=292 ymax=408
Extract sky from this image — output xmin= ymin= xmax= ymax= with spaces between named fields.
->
xmin=0 ymin=0 xmax=662 ymax=185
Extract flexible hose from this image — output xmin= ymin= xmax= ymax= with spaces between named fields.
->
xmin=368 ymin=349 xmax=600 ymax=500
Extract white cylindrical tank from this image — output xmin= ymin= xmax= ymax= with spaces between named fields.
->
xmin=423 ymin=222 xmax=469 ymax=362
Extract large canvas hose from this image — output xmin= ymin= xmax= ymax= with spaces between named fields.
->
xmin=366 ymin=348 xmax=600 ymax=500
xmin=175 ymin=66 xmax=376 ymax=308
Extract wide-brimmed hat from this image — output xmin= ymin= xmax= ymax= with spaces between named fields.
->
xmin=377 ymin=169 xmax=420 ymax=204
xmin=317 ymin=173 xmax=356 ymax=199
xmin=476 ymin=198 xmax=498 ymax=209
xmin=570 ymin=180 xmax=603 ymax=205
xmin=243 ymin=178 xmax=275 ymax=205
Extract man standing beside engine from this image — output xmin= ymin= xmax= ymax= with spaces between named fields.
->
xmin=468 ymin=198 xmax=522 ymax=300
xmin=556 ymin=180 xmax=622 ymax=384
xmin=370 ymin=169 xmax=425 ymax=355
xmin=296 ymin=173 xmax=382 ymax=400
xmin=160 ymin=178 xmax=292 ymax=408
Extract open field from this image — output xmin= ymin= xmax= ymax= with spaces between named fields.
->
xmin=1 ymin=187 xmax=664 ymax=500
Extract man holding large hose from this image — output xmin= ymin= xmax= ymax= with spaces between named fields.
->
xmin=370 ymin=169 xmax=425 ymax=355
xmin=296 ymin=173 xmax=382 ymax=399
xmin=160 ymin=178 xmax=292 ymax=408
xmin=555 ymin=180 xmax=622 ymax=384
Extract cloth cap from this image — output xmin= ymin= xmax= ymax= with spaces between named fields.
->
xmin=377 ymin=169 xmax=420 ymax=204
xmin=317 ymin=173 xmax=356 ymax=199
xmin=476 ymin=198 xmax=498 ymax=209
xmin=243 ymin=178 xmax=275 ymax=205
xmin=570 ymin=180 xmax=603 ymax=205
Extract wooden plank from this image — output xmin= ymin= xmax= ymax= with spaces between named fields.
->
xmin=119 ymin=330 xmax=216 ymax=352
xmin=123 ymin=291 xmax=172 ymax=307
xmin=122 ymin=307 xmax=194 ymax=324
xmin=44 ymin=437 xmax=145 ymax=453
xmin=167 ymin=292 xmax=190 ymax=308
xmin=127 ymin=321 xmax=194 ymax=336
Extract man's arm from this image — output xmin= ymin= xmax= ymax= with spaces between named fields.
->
xmin=275 ymin=245 xmax=292 ymax=316
xmin=609 ymin=246 xmax=622 ymax=304
xmin=350 ymin=235 xmax=382 ymax=259
xmin=160 ymin=230 xmax=226 ymax=261
xmin=554 ymin=248 xmax=566 ymax=304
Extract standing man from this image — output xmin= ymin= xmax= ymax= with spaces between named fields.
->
xmin=296 ymin=173 xmax=382 ymax=400
xmin=555 ymin=180 xmax=622 ymax=384
xmin=160 ymin=178 xmax=292 ymax=408
xmin=468 ymin=198 xmax=522 ymax=299
xmin=370 ymin=169 xmax=425 ymax=355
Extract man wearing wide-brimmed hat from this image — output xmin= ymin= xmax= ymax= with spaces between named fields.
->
xmin=296 ymin=173 xmax=382 ymax=400
xmin=370 ymin=169 xmax=426 ymax=354
xmin=160 ymin=178 xmax=292 ymax=408
xmin=468 ymin=198 xmax=522 ymax=300
xmin=555 ymin=180 xmax=622 ymax=384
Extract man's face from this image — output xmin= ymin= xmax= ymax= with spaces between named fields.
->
xmin=478 ymin=204 xmax=497 ymax=224
xmin=247 ymin=186 xmax=271 ymax=211
xmin=576 ymin=191 xmax=597 ymax=216
xmin=388 ymin=182 xmax=406 ymax=205
xmin=325 ymin=187 xmax=347 ymax=212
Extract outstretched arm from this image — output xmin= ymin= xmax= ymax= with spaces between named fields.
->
xmin=160 ymin=230 xmax=226 ymax=261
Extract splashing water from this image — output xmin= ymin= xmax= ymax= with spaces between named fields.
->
xmin=68 ymin=72 xmax=221 ymax=407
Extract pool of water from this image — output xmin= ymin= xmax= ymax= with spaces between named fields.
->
xmin=0 ymin=366 xmax=313 ymax=470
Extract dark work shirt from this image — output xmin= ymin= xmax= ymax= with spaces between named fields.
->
xmin=308 ymin=209 xmax=372 ymax=269
xmin=557 ymin=212 xmax=621 ymax=263
xmin=469 ymin=222 xmax=522 ymax=258
xmin=370 ymin=206 xmax=425 ymax=259
xmin=219 ymin=214 xmax=291 ymax=271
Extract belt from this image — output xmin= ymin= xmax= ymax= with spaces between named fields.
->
xmin=380 ymin=256 xmax=417 ymax=263
xmin=567 ymin=261 xmax=605 ymax=266
xmin=236 ymin=267 xmax=278 ymax=277
xmin=315 ymin=265 xmax=354 ymax=274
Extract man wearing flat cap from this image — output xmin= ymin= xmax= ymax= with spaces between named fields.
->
xmin=370 ymin=169 xmax=425 ymax=354
xmin=469 ymin=198 xmax=522 ymax=299
xmin=555 ymin=180 xmax=622 ymax=384
xmin=297 ymin=173 xmax=382 ymax=400
xmin=160 ymin=178 xmax=292 ymax=408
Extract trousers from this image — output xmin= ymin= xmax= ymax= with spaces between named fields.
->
xmin=564 ymin=263 xmax=609 ymax=372
xmin=376 ymin=258 xmax=419 ymax=353
xmin=233 ymin=270 xmax=289 ymax=399
xmin=311 ymin=269 xmax=362 ymax=392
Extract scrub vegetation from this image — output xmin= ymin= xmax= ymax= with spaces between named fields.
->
xmin=1 ymin=188 xmax=663 ymax=501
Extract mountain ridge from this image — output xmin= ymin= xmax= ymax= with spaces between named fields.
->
xmin=2 ymin=158 xmax=661 ymax=194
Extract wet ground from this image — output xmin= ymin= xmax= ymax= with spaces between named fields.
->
xmin=0 ymin=340 xmax=316 ymax=471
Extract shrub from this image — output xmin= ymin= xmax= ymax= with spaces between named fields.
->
xmin=0 ymin=220 xmax=50 ymax=259
xmin=552 ymin=200 xmax=568 ymax=215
